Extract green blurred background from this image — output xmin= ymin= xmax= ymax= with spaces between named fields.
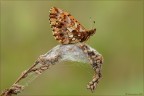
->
xmin=1 ymin=0 xmax=143 ymax=95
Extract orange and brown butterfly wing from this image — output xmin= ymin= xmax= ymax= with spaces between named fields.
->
xmin=49 ymin=7 xmax=96 ymax=44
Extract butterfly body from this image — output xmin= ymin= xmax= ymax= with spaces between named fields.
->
xmin=49 ymin=7 xmax=96 ymax=44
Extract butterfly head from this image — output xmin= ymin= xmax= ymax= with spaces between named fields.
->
xmin=88 ymin=28 xmax=96 ymax=36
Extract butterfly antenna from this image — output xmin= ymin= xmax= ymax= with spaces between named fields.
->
xmin=93 ymin=21 xmax=95 ymax=29
xmin=89 ymin=17 xmax=95 ymax=29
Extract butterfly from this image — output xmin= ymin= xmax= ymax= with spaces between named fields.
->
xmin=49 ymin=7 xmax=96 ymax=44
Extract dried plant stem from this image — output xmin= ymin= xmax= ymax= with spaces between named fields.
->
xmin=1 ymin=61 xmax=39 ymax=96
xmin=14 ymin=61 xmax=39 ymax=84
xmin=1 ymin=43 xmax=103 ymax=96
